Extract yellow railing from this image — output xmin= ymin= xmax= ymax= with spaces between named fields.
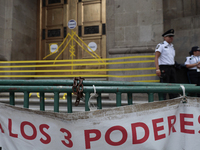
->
xmin=0 ymin=55 xmax=157 ymax=81
xmin=0 ymin=30 xmax=158 ymax=82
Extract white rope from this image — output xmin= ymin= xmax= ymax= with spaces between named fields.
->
xmin=88 ymin=85 xmax=98 ymax=111
xmin=180 ymin=84 xmax=187 ymax=103
xmin=180 ymin=84 xmax=185 ymax=97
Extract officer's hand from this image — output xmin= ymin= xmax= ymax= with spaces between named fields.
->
xmin=156 ymin=70 xmax=161 ymax=77
xmin=197 ymin=62 xmax=200 ymax=68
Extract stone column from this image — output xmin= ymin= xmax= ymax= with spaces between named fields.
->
xmin=4 ymin=0 xmax=13 ymax=61
xmin=106 ymin=0 xmax=164 ymax=82
xmin=106 ymin=0 xmax=164 ymax=101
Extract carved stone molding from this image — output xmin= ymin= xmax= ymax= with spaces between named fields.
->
xmin=109 ymin=46 xmax=156 ymax=54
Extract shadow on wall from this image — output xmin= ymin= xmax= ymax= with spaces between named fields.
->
xmin=0 ymin=55 xmax=7 ymax=61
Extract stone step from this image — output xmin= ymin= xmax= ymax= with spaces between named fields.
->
xmin=0 ymin=92 xmax=150 ymax=112
xmin=0 ymin=92 xmax=109 ymax=98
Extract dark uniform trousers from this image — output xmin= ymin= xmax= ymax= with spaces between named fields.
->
xmin=159 ymin=65 xmax=179 ymax=99
xmin=188 ymin=70 xmax=200 ymax=97
xmin=188 ymin=70 xmax=200 ymax=85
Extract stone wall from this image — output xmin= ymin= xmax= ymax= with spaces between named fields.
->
xmin=0 ymin=0 xmax=37 ymax=61
xmin=106 ymin=0 xmax=163 ymax=83
xmin=0 ymin=0 xmax=37 ymax=78
xmin=0 ymin=0 xmax=6 ymax=59
xmin=106 ymin=0 xmax=163 ymax=100
xmin=163 ymin=0 xmax=200 ymax=63
xmin=11 ymin=0 xmax=37 ymax=61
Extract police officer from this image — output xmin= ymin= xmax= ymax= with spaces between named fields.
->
xmin=155 ymin=29 xmax=178 ymax=99
xmin=185 ymin=46 xmax=200 ymax=87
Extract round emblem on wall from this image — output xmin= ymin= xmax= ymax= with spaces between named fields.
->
xmin=68 ymin=20 xmax=77 ymax=29
xmin=50 ymin=44 xmax=58 ymax=53
xmin=88 ymin=42 xmax=97 ymax=52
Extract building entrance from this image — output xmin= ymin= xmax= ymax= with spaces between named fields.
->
xmin=37 ymin=0 xmax=106 ymax=75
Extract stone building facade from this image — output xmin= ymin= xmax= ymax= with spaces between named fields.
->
xmin=163 ymin=0 xmax=200 ymax=63
xmin=0 ymin=0 xmax=200 ymax=81
xmin=107 ymin=0 xmax=200 ymax=83
xmin=107 ymin=0 xmax=163 ymax=82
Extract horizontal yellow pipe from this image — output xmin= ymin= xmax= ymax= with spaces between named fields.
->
xmin=0 ymin=55 xmax=155 ymax=64
xmin=0 ymin=74 xmax=156 ymax=78
xmin=133 ymin=80 xmax=159 ymax=82
xmin=0 ymin=67 xmax=156 ymax=73
xmin=0 ymin=60 xmax=154 ymax=68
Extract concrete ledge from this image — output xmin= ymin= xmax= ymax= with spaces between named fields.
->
xmin=2 ymin=97 xmax=196 ymax=120
xmin=109 ymin=46 xmax=155 ymax=54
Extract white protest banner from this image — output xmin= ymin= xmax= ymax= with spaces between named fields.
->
xmin=0 ymin=97 xmax=200 ymax=150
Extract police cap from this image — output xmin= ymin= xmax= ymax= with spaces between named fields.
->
xmin=191 ymin=46 xmax=200 ymax=51
xmin=189 ymin=46 xmax=200 ymax=55
xmin=162 ymin=29 xmax=175 ymax=37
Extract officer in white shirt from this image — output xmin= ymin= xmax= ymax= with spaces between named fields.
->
xmin=185 ymin=46 xmax=200 ymax=87
xmin=155 ymin=29 xmax=178 ymax=99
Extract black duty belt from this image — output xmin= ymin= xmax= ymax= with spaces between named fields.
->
xmin=159 ymin=65 xmax=175 ymax=68
xmin=188 ymin=70 xmax=197 ymax=72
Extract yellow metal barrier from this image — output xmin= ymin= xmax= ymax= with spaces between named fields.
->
xmin=0 ymin=54 xmax=156 ymax=80
xmin=0 ymin=67 xmax=156 ymax=73
xmin=0 ymin=28 xmax=156 ymax=81
xmin=0 ymin=55 xmax=155 ymax=64
xmin=0 ymin=74 xmax=156 ymax=78
xmin=0 ymin=26 xmax=157 ymax=81
xmin=133 ymin=80 xmax=159 ymax=82
xmin=43 ymin=31 xmax=103 ymax=64
xmin=0 ymin=60 xmax=154 ymax=68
